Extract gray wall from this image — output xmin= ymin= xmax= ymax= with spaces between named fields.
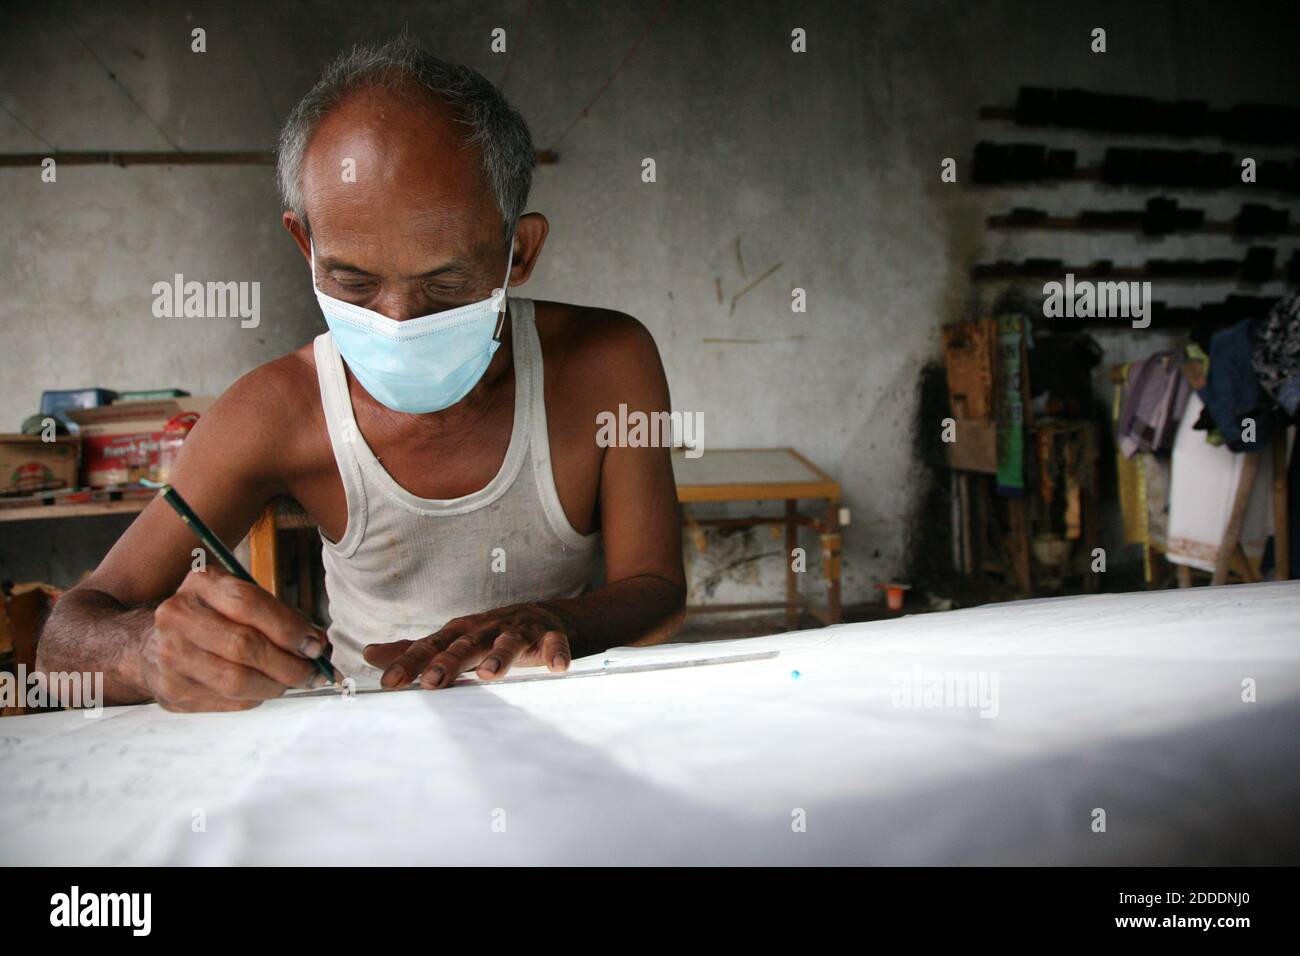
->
xmin=1 ymin=0 xmax=1296 ymax=602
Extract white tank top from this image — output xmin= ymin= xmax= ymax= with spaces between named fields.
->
xmin=311 ymin=297 xmax=602 ymax=677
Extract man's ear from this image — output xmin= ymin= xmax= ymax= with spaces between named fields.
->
xmin=508 ymin=212 xmax=549 ymax=287
xmin=283 ymin=210 xmax=311 ymax=262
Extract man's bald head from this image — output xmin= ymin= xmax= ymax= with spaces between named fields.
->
xmin=277 ymin=37 xmax=535 ymax=245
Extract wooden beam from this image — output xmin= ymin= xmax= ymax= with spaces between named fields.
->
xmin=248 ymin=504 xmax=280 ymax=597
xmin=0 ymin=149 xmax=559 ymax=167
xmin=1212 ymin=453 xmax=1262 ymax=586
xmin=0 ymin=151 xmax=274 ymax=167
xmin=1273 ymin=428 xmax=1291 ymax=580
xmin=785 ymin=500 xmax=799 ymax=631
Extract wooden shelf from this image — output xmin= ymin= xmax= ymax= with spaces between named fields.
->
xmin=977 ymin=103 xmax=1300 ymax=147
xmin=969 ymin=166 xmax=1298 ymax=194
xmin=987 ymin=214 xmax=1300 ymax=238
xmin=0 ymin=149 xmax=560 ymax=167
xmin=0 ymin=497 xmax=148 ymax=522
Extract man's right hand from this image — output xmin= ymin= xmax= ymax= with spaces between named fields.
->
xmin=142 ymin=565 xmax=333 ymax=712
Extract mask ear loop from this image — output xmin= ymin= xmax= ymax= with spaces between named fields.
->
xmin=492 ymin=238 xmax=517 ymax=343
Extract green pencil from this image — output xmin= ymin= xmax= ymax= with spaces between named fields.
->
xmin=157 ymin=484 xmax=337 ymax=685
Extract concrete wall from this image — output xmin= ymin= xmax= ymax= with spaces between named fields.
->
xmin=1 ymin=0 xmax=1296 ymax=601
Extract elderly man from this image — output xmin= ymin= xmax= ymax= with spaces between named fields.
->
xmin=37 ymin=38 xmax=686 ymax=711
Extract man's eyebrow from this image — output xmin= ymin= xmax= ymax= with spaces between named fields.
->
xmin=318 ymin=258 xmax=473 ymax=278
xmin=412 ymin=261 xmax=472 ymax=278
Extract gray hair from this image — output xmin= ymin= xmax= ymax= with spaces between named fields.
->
xmin=277 ymin=36 xmax=535 ymax=244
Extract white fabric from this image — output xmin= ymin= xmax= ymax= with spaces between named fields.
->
xmin=312 ymin=297 xmax=601 ymax=677
xmin=1166 ymin=393 xmax=1273 ymax=572
xmin=1 ymin=582 xmax=1297 ymax=865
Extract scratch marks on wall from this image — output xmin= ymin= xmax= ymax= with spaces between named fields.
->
xmin=729 ymin=261 xmax=782 ymax=316
xmin=713 ymin=237 xmax=783 ymax=317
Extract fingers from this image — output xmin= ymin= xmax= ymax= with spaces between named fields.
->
xmin=179 ymin=599 xmax=322 ymax=689
xmin=363 ymin=608 xmax=575 ymax=693
xmin=154 ymin=671 xmax=261 ymax=713
xmin=182 ymin=566 xmax=331 ymax=662
xmin=475 ymin=630 xmax=530 ymax=680
xmin=422 ymin=627 xmax=568 ymax=687
xmin=363 ymin=640 xmax=413 ymax=670
xmin=540 ymin=631 xmax=570 ymax=672
xmin=379 ymin=630 xmax=464 ymax=689
xmin=148 ymin=568 xmax=331 ymax=712
xmin=147 ymin=620 xmax=290 ymax=706
xmin=418 ymin=635 xmax=486 ymax=690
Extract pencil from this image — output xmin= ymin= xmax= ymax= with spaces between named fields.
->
xmin=157 ymin=484 xmax=337 ymax=685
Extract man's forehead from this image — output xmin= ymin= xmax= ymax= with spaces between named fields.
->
xmin=310 ymin=223 xmax=494 ymax=274
xmin=299 ymin=86 xmax=499 ymax=236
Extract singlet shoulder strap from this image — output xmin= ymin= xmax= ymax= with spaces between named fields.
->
xmin=516 ymin=299 xmax=598 ymax=550
xmin=312 ymin=331 xmax=368 ymax=555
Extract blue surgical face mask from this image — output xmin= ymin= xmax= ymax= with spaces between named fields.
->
xmin=311 ymin=239 xmax=515 ymax=414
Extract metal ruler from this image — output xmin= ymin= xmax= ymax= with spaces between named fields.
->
xmin=294 ymin=649 xmax=780 ymax=699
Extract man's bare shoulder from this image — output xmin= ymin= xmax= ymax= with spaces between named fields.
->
xmin=183 ymin=344 xmax=325 ymax=471
xmin=532 ymin=300 xmax=665 ymax=383
xmin=207 ymin=345 xmax=319 ymax=421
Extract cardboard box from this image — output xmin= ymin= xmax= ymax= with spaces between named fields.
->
xmin=0 ymin=435 xmax=80 ymax=494
xmin=40 ymin=387 xmax=116 ymax=414
xmin=67 ymin=397 xmax=212 ymax=487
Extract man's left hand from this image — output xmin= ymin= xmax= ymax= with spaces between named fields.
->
xmin=363 ymin=602 xmax=574 ymax=689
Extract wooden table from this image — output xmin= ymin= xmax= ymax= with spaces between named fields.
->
xmin=252 ymin=448 xmax=846 ymax=628
xmin=671 ymin=448 xmax=843 ymax=627
xmin=1 ymin=450 xmax=846 ymax=630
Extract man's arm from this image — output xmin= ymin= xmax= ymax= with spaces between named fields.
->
xmin=540 ymin=314 xmax=686 ymax=657
xmin=365 ymin=313 xmax=686 ymax=689
xmin=36 ymin=360 xmax=332 ymax=709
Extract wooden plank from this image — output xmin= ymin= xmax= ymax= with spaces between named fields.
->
xmin=941 ymin=320 xmax=998 ymax=421
xmin=822 ymin=501 xmax=842 ymax=623
xmin=1006 ymin=497 xmax=1033 ymax=595
xmin=785 ymin=500 xmax=799 ymax=631
xmin=1230 ymin=543 xmax=1259 ymax=583
xmin=0 ymin=150 xmax=560 ymax=167
xmin=684 ymin=601 xmax=790 ymax=615
xmin=676 ymin=481 xmax=840 ymax=504
xmin=674 ymin=447 xmax=831 ymax=482
xmin=248 ymin=505 xmax=280 ymax=597
xmin=786 ymin=448 xmax=839 ymax=487
xmin=1273 ymin=428 xmax=1291 ymax=581
xmin=673 ymin=449 xmax=840 ymax=503
xmin=945 ymin=419 xmax=999 ymax=474
xmin=296 ymin=529 xmax=315 ymax=617
xmin=988 ymin=214 xmax=1300 ymax=238
xmin=0 ymin=499 xmax=149 ymax=522
xmin=1212 ymin=453 xmax=1262 ymax=586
